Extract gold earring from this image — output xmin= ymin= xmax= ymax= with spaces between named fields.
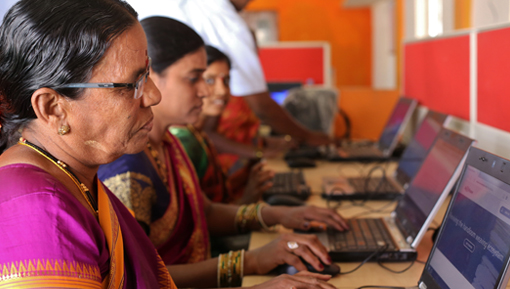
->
xmin=58 ymin=124 xmax=70 ymax=136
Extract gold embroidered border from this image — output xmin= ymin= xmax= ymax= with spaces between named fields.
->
xmin=0 ymin=259 xmax=102 ymax=287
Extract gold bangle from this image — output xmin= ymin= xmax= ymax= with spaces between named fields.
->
xmin=218 ymin=250 xmax=243 ymax=287
xmin=255 ymin=148 xmax=263 ymax=159
xmin=256 ymin=203 xmax=275 ymax=232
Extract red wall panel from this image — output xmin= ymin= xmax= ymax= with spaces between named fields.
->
xmin=404 ymin=36 xmax=470 ymax=120
xmin=478 ymin=27 xmax=510 ymax=132
xmin=259 ymin=47 xmax=324 ymax=84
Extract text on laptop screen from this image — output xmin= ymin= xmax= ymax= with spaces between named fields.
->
xmin=378 ymin=100 xmax=413 ymax=150
xmin=397 ymin=113 xmax=445 ymax=181
xmin=395 ymin=134 xmax=466 ymax=239
xmin=426 ymin=165 xmax=510 ymax=289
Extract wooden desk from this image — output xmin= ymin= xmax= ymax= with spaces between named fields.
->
xmin=244 ymin=159 xmax=446 ymax=288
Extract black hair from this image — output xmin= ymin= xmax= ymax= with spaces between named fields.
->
xmin=141 ymin=17 xmax=205 ymax=75
xmin=205 ymin=45 xmax=232 ymax=69
xmin=0 ymin=0 xmax=138 ymax=152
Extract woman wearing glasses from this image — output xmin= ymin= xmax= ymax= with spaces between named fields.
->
xmin=99 ymin=16 xmax=345 ymax=289
xmin=0 ymin=0 xmax=175 ymax=287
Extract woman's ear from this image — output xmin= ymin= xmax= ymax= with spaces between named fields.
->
xmin=31 ymin=88 xmax=69 ymax=131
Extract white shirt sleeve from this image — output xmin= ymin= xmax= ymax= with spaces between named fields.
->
xmin=125 ymin=0 xmax=268 ymax=97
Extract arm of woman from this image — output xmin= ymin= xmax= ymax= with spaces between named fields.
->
xmin=166 ymin=258 xmax=218 ymax=288
xmin=203 ymin=192 xmax=239 ymax=236
xmin=167 ymin=258 xmax=336 ymax=289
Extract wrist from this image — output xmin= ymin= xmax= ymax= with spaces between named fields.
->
xmin=243 ymin=250 xmax=258 ymax=275
xmin=260 ymin=205 xmax=283 ymax=227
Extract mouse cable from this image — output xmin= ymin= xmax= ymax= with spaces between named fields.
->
xmin=377 ymin=259 xmax=415 ymax=274
xmin=364 ymin=165 xmax=388 ymax=200
xmin=339 ymin=244 xmax=389 ymax=275
xmin=347 ymin=199 xmax=397 ymax=219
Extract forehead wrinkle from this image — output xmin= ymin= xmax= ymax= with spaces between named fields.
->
xmin=88 ymin=25 xmax=147 ymax=83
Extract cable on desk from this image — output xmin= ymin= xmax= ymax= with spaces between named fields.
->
xmin=377 ymin=260 xmax=415 ymax=274
xmin=339 ymin=244 xmax=389 ymax=275
xmin=347 ymin=200 xmax=398 ymax=219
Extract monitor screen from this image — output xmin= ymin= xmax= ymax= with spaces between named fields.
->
xmin=425 ymin=165 xmax=510 ymax=289
xmin=396 ymin=111 xmax=447 ymax=184
xmin=267 ymin=82 xmax=302 ymax=105
xmin=378 ymin=99 xmax=414 ymax=151
xmin=395 ymin=130 xmax=470 ymax=240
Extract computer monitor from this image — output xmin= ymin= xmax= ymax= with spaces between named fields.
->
xmin=395 ymin=110 xmax=449 ymax=186
xmin=420 ymin=148 xmax=510 ymax=289
xmin=267 ymin=82 xmax=302 ymax=105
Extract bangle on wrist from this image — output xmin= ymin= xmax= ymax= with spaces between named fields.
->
xmin=255 ymin=148 xmax=264 ymax=159
xmin=218 ymin=250 xmax=244 ymax=287
xmin=257 ymin=203 xmax=277 ymax=232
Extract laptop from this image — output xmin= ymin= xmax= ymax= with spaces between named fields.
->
xmin=322 ymin=110 xmax=449 ymax=200
xmin=327 ymin=97 xmax=417 ymax=162
xmin=314 ymin=128 xmax=474 ymax=262
xmin=263 ymin=171 xmax=311 ymax=201
xmin=409 ymin=147 xmax=510 ymax=289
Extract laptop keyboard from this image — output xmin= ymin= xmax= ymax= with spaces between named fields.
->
xmin=349 ymin=177 xmax=397 ymax=193
xmin=263 ymin=171 xmax=311 ymax=200
xmin=328 ymin=218 xmax=396 ymax=251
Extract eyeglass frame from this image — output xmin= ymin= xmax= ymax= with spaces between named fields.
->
xmin=55 ymin=57 xmax=152 ymax=99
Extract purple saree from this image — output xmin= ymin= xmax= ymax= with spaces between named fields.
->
xmin=0 ymin=163 xmax=175 ymax=288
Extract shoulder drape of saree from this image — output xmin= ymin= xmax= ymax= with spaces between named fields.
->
xmin=155 ymin=131 xmax=211 ymax=264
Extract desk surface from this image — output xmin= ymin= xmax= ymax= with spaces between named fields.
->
xmin=243 ymin=158 xmax=444 ymax=289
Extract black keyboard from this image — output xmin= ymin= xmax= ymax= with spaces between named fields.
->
xmin=328 ymin=218 xmax=396 ymax=251
xmin=349 ymin=177 xmax=397 ymax=193
xmin=263 ymin=171 xmax=311 ymax=200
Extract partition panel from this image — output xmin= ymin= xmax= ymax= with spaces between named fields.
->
xmin=478 ymin=27 xmax=510 ymax=132
xmin=404 ymin=36 xmax=470 ymax=120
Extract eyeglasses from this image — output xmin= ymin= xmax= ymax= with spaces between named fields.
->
xmin=56 ymin=57 xmax=152 ymax=99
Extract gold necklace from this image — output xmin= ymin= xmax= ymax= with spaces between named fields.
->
xmin=146 ymin=141 xmax=168 ymax=186
xmin=18 ymin=137 xmax=98 ymax=215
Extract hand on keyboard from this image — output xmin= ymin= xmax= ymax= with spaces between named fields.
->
xmin=263 ymin=205 xmax=350 ymax=231
xmin=238 ymin=161 xmax=274 ymax=204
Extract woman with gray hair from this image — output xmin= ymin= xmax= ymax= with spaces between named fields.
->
xmin=0 ymin=0 xmax=173 ymax=287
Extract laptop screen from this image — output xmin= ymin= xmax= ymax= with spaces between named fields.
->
xmin=378 ymin=98 xmax=415 ymax=151
xmin=394 ymin=129 xmax=471 ymax=243
xmin=395 ymin=111 xmax=447 ymax=185
xmin=424 ymin=165 xmax=510 ymax=289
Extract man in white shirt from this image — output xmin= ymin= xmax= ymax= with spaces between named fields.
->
xmin=129 ymin=0 xmax=332 ymax=149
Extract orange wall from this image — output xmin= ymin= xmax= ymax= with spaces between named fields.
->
xmin=247 ymin=1 xmax=406 ymax=140
xmin=246 ymin=0 xmax=372 ymax=87
xmin=454 ymin=0 xmax=471 ymax=30
xmin=334 ymin=88 xmax=400 ymax=140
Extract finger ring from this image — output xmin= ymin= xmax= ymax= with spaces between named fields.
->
xmin=287 ymin=241 xmax=299 ymax=250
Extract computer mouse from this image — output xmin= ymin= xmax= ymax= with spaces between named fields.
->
xmin=265 ymin=194 xmax=305 ymax=206
xmin=274 ymin=258 xmax=340 ymax=276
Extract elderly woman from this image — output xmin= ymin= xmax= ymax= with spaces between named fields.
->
xmin=0 ymin=0 xmax=175 ymax=287
xmin=99 ymin=16 xmax=346 ymax=289
xmin=170 ymin=45 xmax=273 ymax=205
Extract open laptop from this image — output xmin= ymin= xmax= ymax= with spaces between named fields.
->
xmin=327 ymin=97 xmax=417 ymax=162
xmin=405 ymin=147 xmax=510 ymax=289
xmin=322 ymin=110 xmax=450 ymax=200
xmin=314 ymin=128 xmax=474 ymax=262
